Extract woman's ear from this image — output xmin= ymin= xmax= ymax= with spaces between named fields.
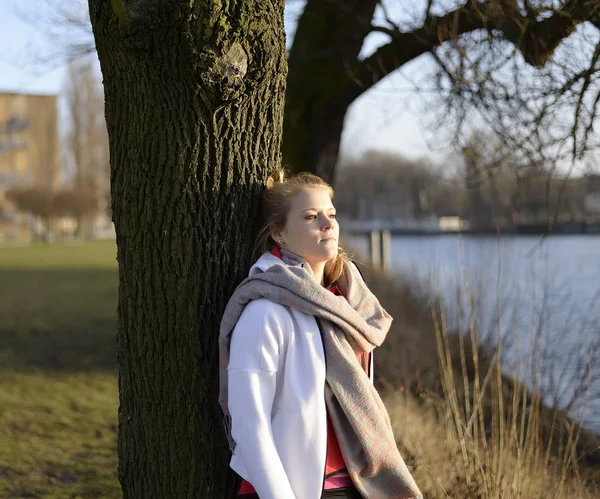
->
xmin=269 ymin=224 xmax=282 ymax=244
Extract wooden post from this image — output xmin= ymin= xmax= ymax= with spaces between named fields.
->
xmin=381 ymin=229 xmax=391 ymax=272
xmin=369 ymin=230 xmax=381 ymax=268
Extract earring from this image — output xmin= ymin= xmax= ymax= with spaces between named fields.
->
xmin=278 ymin=239 xmax=283 ymax=244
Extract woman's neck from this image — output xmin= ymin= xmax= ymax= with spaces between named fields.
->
xmin=307 ymin=261 xmax=326 ymax=287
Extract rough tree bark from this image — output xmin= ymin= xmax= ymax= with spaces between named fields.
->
xmin=88 ymin=1 xmax=287 ymax=497
xmin=283 ymin=0 xmax=600 ymax=183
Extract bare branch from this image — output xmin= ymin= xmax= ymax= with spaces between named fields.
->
xmin=14 ymin=1 xmax=96 ymax=70
xmin=354 ymin=1 xmax=600 ymax=93
xmin=370 ymin=25 xmax=401 ymax=37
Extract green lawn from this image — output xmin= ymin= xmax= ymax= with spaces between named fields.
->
xmin=0 ymin=240 xmax=121 ymax=498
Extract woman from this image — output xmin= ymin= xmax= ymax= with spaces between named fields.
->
xmin=218 ymin=170 xmax=422 ymax=499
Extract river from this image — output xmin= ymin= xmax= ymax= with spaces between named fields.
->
xmin=344 ymin=234 xmax=600 ymax=434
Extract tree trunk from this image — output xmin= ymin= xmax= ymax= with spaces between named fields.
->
xmin=283 ymin=0 xmax=378 ymax=183
xmin=88 ymin=1 xmax=287 ymax=497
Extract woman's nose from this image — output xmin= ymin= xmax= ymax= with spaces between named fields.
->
xmin=321 ymin=215 xmax=334 ymax=230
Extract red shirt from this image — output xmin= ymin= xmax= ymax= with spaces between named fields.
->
xmin=238 ymin=249 xmax=370 ymax=495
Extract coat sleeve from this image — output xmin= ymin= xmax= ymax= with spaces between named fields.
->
xmin=227 ymin=299 xmax=296 ymax=499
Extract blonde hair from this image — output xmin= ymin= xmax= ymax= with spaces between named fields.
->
xmin=255 ymin=168 xmax=349 ymax=287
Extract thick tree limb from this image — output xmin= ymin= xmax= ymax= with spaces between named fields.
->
xmin=356 ymin=1 xmax=600 ymax=95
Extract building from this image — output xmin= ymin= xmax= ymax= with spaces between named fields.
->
xmin=0 ymin=92 xmax=59 ymax=188
xmin=0 ymin=92 xmax=60 ymax=239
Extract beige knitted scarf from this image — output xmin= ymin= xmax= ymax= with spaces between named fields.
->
xmin=219 ymin=250 xmax=422 ymax=499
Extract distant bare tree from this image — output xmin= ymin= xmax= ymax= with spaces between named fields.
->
xmin=5 ymin=186 xmax=53 ymax=218
xmin=64 ymin=59 xmax=109 ymax=238
xmin=5 ymin=184 xmax=99 ymax=240
xmin=460 ymin=130 xmax=589 ymax=228
xmin=16 ymin=1 xmax=95 ymax=70
xmin=53 ymin=187 xmax=99 ymax=220
xmin=336 ymin=139 xmax=589 ymax=228
xmin=336 ymin=150 xmax=438 ymax=220
xmin=5 ymin=185 xmax=55 ymax=240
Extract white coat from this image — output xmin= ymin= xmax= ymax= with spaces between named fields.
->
xmin=227 ymin=252 xmax=373 ymax=499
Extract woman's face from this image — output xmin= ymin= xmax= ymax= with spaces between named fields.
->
xmin=275 ymin=188 xmax=339 ymax=267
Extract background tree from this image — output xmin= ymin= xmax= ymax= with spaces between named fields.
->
xmin=284 ymin=0 xmax=600 ymax=181
xmin=64 ymin=59 xmax=109 ymax=238
xmin=5 ymin=185 xmax=99 ymax=240
xmin=335 ymin=150 xmax=438 ymax=221
xmin=334 ymin=140 xmax=590 ymax=229
xmin=53 ymin=187 xmax=99 ymax=221
xmin=5 ymin=186 xmax=55 ymax=240
xmin=88 ymin=0 xmax=287 ymax=496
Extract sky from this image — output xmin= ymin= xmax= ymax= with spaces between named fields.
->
xmin=0 ymin=2 xmax=72 ymax=94
xmin=0 ymin=0 xmax=444 ymax=166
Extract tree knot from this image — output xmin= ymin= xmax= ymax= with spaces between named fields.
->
xmin=216 ymin=42 xmax=248 ymax=84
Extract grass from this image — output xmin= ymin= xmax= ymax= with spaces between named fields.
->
xmin=0 ymin=373 xmax=119 ymax=499
xmin=0 ymin=240 xmax=120 ymax=498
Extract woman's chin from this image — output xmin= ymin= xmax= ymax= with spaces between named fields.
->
xmin=305 ymin=249 xmax=337 ymax=265
xmin=323 ymin=248 xmax=339 ymax=261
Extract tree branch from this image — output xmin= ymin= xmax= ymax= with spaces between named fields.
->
xmin=354 ymin=0 xmax=600 ymax=94
xmin=370 ymin=24 xmax=400 ymax=37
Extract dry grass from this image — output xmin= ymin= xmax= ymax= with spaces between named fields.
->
xmin=350 ymin=255 xmax=599 ymax=498
xmin=385 ymin=392 xmax=596 ymax=498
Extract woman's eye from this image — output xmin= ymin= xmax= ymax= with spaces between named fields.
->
xmin=305 ymin=215 xmax=317 ymax=220
xmin=330 ymin=214 xmax=336 ymax=219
